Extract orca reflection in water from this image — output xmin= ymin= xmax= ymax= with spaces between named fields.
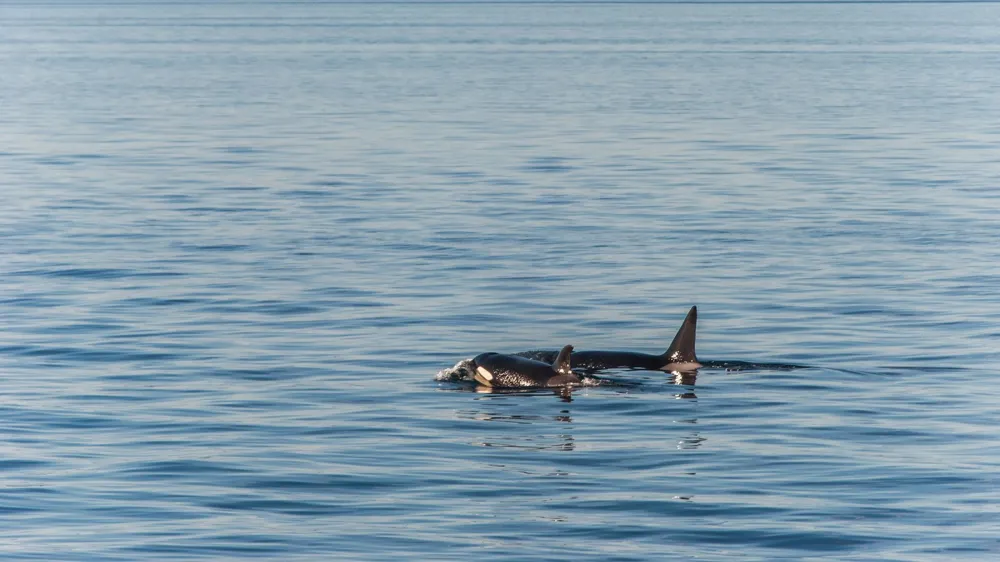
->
xmin=472 ymin=344 xmax=580 ymax=388
xmin=515 ymin=306 xmax=702 ymax=372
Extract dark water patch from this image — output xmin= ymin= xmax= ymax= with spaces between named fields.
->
xmin=35 ymin=157 xmax=76 ymax=166
xmin=12 ymin=346 xmax=181 ymax=363
xmin=213 ymin=398 xmax=309 ymax=411
xmin=435 ymin=169 xmax=484 ymax=180
xmin=68 ymin=153 xmax=108 ymax=160
xmin=137 ymin=421 xmax=260 ymax=436
xmin=123 ymin=540 xmax=290 ymax=557
xmin=41 ymin=414 xmax=125 ymax=430
xmin=282 ymin=188 xmax=336 ymax=199
xmin=178 ymin=243 xmax=251 ymax=252
xmin=564 ymin=498 xmax=787 ymax=520
xmin=117 ymin=460 xmax=254 ymax=479
xmin=210 ymin=366 xmax=315 ymax=381
xmin=176 ymin=206 xmax=273 ymax=214
xmin=519 ymin=156 xmax=577 ymax=174
xmin=218 ymin=185 xmax=269 ymax=192
xmin=65 ymin=392 xmax=164 ymax=404
xmin=33 ymin=321 xmax=129 ymax=334
xmin=248 ymin=301 xmax=326 ymax=316
xmin=117 ymin=296 xmax=202 ymax=307
xmin=0 ymin=459 xmax=51 ymax=471
xmin=219 ymin=146 xmax=257 ymax=154
xmin=8 ymin=267 xmax=185 ymax=281
xmin=202 ymin=497 xmax=359 ymax=517
xmin=0 ymin=295 xmax=73 ymax=308
xmin=11 ymin=267 xmax=133 ymax=280
xmin=0 ymin=504 xmax=45 ymax=516
xmin=301 ymin=424 xmax=404 ymax=437
xmin=199 ymin=158 xmax=257 ymax=166
xmin=242 ymin=474 xmax=411 ymax=494
xmin=96 ymin=372 xmax=197 ymax=384
xmin=195 ymin=299 xmax=327 ymax=315
xmin=847 ymin=504 xmax=925 ymax=521
xmin=0 ymin=344 xmax=35 ymax=357
xmin=856 ymin=426 xmax=936 ymax=440
xmin=307 ymin=179 xmax=353 ymax=188
xmin=756 ymin=531 xmax=879 ymax=552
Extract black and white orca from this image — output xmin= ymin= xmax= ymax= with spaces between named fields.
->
xmin=471 ymin=345 xmax=580 ymax=388
xmin=515 ymin=306 xmax=702 ymax=373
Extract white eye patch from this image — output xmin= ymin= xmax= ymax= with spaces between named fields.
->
xmin=474 ymin=366 xmax=494 ymax=386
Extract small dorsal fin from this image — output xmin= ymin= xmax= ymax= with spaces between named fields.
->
xmin=552 ymin=344 xmax=574 ymax=375
xmin=662 ymin=306 xmax=698 ymax=366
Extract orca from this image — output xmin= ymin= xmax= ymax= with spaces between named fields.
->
xmin=471 ymin=345 xmax=580 ymax=388
xmin=514 ymin=306 xmax=702 ymax=373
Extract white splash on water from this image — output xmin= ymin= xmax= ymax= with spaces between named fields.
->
xmin=435 ymin=359 xmax=475 ymax=382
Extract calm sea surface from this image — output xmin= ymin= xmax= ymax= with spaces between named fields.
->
xmin=2 ymin=2 xmax=1000 ymax=560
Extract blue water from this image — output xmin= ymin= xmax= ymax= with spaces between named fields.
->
xmin=3 ymin=2 xmax=1000 ymax=559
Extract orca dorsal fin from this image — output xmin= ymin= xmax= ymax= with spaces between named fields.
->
xmin=552 ymin=344 xmax=574 ymax=375
xmin=661 ymin=306 xmax=699 ymax=367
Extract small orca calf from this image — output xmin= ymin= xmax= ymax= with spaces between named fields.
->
xmin=514 ymin=306 xmax=702 ymax=372
xmin=472 ymin=345 xmax=580 ymax=388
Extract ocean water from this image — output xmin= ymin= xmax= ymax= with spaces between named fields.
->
xmin=2 ymin=2 xmax=1000 ymax=560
